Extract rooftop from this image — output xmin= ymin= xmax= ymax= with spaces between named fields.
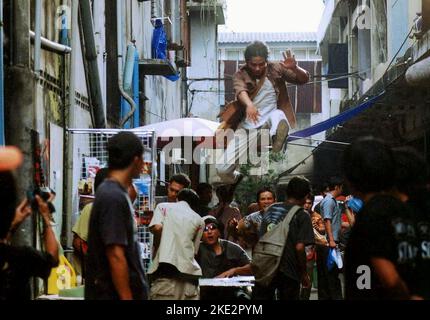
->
xmin=218 ymin=32 xmax=318 ymax=44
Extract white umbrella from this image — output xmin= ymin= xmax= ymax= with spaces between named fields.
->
xmin=133 ymin=117 xmax=220 ymax=138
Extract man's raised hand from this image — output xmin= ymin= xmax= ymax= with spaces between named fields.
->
xmin=282 ymin=49 xmax=297 ymax=70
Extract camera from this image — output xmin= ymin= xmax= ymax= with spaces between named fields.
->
xmin=27 ymin=187 xmax=56 ymax=213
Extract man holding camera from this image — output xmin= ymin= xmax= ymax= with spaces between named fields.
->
xmin=0 ymin=146 xmax=59 ymax=300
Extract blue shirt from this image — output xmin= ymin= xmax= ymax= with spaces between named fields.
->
xmin=320 ymin=193 xmax=342 ymax=242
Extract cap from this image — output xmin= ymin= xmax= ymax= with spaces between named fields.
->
xmin=202 ymin=215 xmax=219 ymax=227
xmin=0 ymin=146 xmax=24 ymax=172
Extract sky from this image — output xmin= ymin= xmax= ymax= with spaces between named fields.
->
xmin=219 ymin=0 xmax=325 ymax=33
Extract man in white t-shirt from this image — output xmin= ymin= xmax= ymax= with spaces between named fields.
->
xmin=148 ymin=189 xmax=205 ymax=300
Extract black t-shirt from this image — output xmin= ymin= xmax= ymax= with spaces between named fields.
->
xmin=197 ymin=239 xmax=250 ymax=278
xmin=197 ymin=240 xmax=251 ymax=300
xmin=261 ymin=203 xmax=315 ymax=283
xmin=85 ymin=180 xmax=149 ymax=300
xmin=0 ymin=244 xmax=57 ymax=300
xmin=405 ymin=190 xmax=430 ymax=299
xmin=345 ymin=194 xmax=417 ymax=300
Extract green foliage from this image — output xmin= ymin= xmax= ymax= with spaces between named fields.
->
xmin=234 ymin=152 xmax=286 ymax=214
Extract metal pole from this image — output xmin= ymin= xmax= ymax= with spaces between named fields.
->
xmin=34 ymin=0 xmax=42 ymax=74
xmin=62 ymin=0 xmax=79 ymax=249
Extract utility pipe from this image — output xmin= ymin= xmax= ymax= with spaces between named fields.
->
xmin=34 ymin=0 xmax=42 ymax=73
xmin=29 ymin=30 xmax=72 ymax=55
xmin=120 ymin=44 xmax=135 ymax=129
xmin=79 ymin=0 xmax=106 ymax=128
xmin=133 ymin=48 xmax=140 ymax=128
xmin=117 ymin=0 xmax=136 ymax=128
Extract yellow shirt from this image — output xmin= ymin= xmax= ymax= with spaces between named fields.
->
xmin=72 ymin=203 xmax=92 ymax=241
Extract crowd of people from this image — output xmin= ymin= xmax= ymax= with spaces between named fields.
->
xmin=0 ymin=40 xmax=429 ymax=301
xmin=1 ymin=132 xmax=430 ymax=301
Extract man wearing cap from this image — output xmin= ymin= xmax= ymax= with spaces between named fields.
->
xmin=0 ymin=146 xmax=59 ymax=300
xmin=197 ymin=216 xmax=252 ymax=300
xmin=148 ymin=189 xmax=204 ymax=300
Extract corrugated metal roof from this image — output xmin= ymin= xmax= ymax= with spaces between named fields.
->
xmin=218 ymin=32 xmax=317 ymax=44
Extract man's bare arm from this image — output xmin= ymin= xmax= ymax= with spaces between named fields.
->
xmin=370 ymin=257 xmax=410 ymax=299
xmin=106 ymin=245 xmax=133 ymax=300
xmin=216 ymin=263 xmax=252 ymax=278
xmin=324 ymin=219 xmax=337 ymax=248
xmin=296 ymin=243 xmax=311 ymax=288
xmin=150 ymin=224 xmax=163 ymax=257
xmin=238 ymin=91 xmax=260 ymax=124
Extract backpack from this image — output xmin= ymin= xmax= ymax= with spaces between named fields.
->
xmin=251 ymin=205 xmax=301 ymax=288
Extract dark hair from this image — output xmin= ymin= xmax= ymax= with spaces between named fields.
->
xmin=94 ymin=168 xmax=109 ymax=192
xmin=342 ymin=136 xmax=396 ymax=193
xmin=327 ymin=177 xmax=344 ymax=191
xmin=286 ymin=176 xmax=311 ymax=200
xmin=196 ymin=183 xmax=212 ymax=195
xmin=107 ymin=132 xmax=143 ymax=170
xmin=256 ymin=187 xmax=275 ymax=202
xmin=0 ymin=172 xmax=17 ymax=239
xmin=393 ymin=146 xmax=429 ymax=196
xmin=306 ymin=193 xmax=315 ymax=203
xmin=178 ymin=188 xmax=200 ymax=213
xmin=216 ymin=185 xmax=234 ymax=203
xmin=244 ymin=41 xmax=269 ymax=62
xmin=169 ymin=173 xmax=191 ymax=188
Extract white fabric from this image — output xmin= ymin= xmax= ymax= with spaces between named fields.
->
xmin=148 ymin=201 xmax=205 ymax=276
xmin=215 ymin=129 xmax=259 ymax=184
xmin=242 ymin=77 xmax=277 ymax=130
xmin=134 ymin=118 xmax=219 ymax=138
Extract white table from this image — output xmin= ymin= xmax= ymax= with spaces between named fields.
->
xmin=199 ymin=276 xmax=255 ymax=287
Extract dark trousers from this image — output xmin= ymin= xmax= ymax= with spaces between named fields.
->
xmin=252 ymin=273 xmax=300 ymax=300
xmin=316 ymin=245 xmax=343 ymax=300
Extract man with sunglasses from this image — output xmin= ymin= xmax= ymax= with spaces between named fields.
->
xmin=197 ymin=216 xmax=251 ymax=300
xmin=216 ymin=41 xmax=309 ymax=186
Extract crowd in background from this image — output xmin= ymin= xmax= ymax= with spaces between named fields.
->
xmin=1 ymin=133 xmax=430 ymax=301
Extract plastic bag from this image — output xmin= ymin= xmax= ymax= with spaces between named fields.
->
xmin=327 ymin=248 xmax=343 ymax=271
xmin=152 ymin=19 xmax=180 ymax=82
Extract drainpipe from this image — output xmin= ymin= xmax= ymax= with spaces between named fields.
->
xmin=33 ymin=0 xmax=41 ymax=74
xmin=79 ymin=0 xmax=106 ymax=128
xmin=405 ymin=56 xmax=430 ymax=86
xmin=0 ymin=0 xmax=4 ymax=145
xmin=117 ymin=0 xmax=136 ymax=128
xmin=121 ymin=44 xmax=136 ymax=129
xmin=133 ymin=48 xmax=140 ymax=128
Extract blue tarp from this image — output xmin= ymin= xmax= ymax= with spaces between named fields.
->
xmin=152 ymin=19 xmax=180 ymax=82
xmin=287 ymin=92 xmax=385 ymax=142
